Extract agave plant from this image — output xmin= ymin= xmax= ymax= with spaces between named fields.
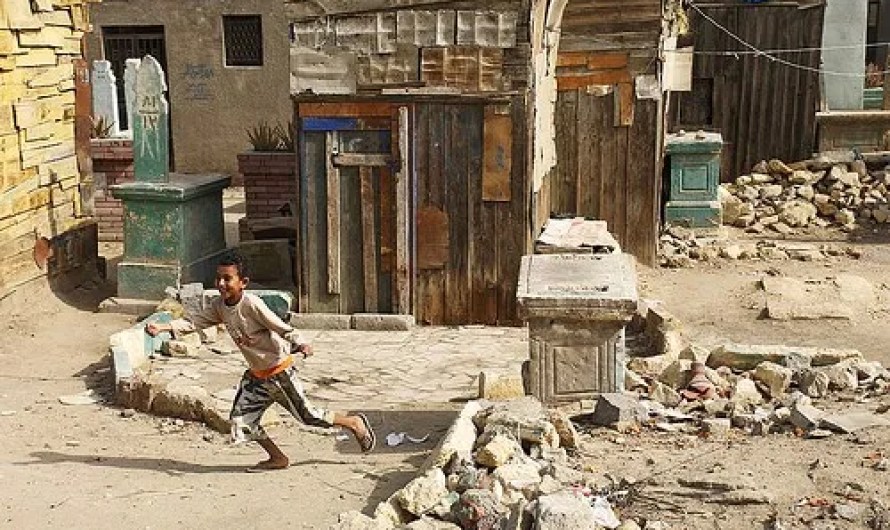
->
xmin=247 ymin=121 xmax=281 ymax=152
xmin=275 ymin=120 xmax=295 ymax=152
xmin=89 ymin=115 xmax=115 ymax=139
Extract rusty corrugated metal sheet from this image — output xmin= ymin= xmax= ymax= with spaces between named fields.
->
xmin=669 ymin=3 xmax=826 ymax=178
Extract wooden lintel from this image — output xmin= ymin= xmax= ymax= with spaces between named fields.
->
xmin=325 ymin=131 xmax=341 ymax=295
xmin=333 ymin=153 xmax=392 ymax=167
xmin=557 ymin=70 xmax=633 ymax=91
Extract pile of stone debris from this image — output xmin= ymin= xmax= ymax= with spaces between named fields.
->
xmin=335 ymin=397 xmax=654 ymax=530
xmin=615 ymin=305 xmax=890 ymax=440
xmin=721 ymin=154 xmax=890 ymax=233
xmin=658 ymin=225 xmax=861 ymax=268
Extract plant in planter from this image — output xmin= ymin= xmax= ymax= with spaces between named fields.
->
xmin=90 ymin=115 xmax=115 ymax=139
xmin=246 ymin=120 xmax=295 ymax=152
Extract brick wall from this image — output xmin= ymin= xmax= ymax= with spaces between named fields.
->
xmin=91 ymin=138 xmax=133 ymax=242
xmin=238 ymin=152 xmax=297 ymax=240
xmin=0 ymin=0 xmax=100 ymax=297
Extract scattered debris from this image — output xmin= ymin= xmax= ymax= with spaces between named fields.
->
xmin=58 ymin=390 xmax=100 ymax=406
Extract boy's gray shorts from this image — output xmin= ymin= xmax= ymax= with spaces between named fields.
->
xmin=229 ymin=365 xmax=335 ymax=443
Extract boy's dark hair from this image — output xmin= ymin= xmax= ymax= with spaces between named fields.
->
xmin=218 ymin=252 xmax=249 ymax=278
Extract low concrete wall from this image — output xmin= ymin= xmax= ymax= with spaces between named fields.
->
xmin=817 ymin=111 xmax=890 ymax=152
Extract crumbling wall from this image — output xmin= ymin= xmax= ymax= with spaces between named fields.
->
xmin=0 ymin=0 xmax=98 ymax=296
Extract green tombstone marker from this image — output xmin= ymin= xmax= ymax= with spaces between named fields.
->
xmin=133 ymin=56 xmax=169 ymax=183
xmin=110 ymin=55 xmax=231 ymax=300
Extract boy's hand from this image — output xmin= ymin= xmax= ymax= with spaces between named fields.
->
xmin=295 ymin=343 xmax=313 ymax=358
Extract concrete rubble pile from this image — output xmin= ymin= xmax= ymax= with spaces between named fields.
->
xmin=658 ymin=225 xmax=861 ymax=268
xmin=616 ymin=304 xmax=890 ymax=440
xmin=334 ymin=397 xmax=651 ymax=530
xmin=721 ymin=154 xmax=890 ymax=232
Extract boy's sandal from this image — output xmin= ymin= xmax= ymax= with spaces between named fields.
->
xmin=356 ymin=413 xmax=376 ymax=453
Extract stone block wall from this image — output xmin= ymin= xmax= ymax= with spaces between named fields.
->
xmin=237 ymin=152 xmax=297 ymax=240
xmin=91 ymin=138 xmax=133 ymax=241
xmin=0 ymin=0 xmax=99 ymax=296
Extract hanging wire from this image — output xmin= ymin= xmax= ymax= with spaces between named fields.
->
xmin=686 ymin=1 xmax=889 ymax=78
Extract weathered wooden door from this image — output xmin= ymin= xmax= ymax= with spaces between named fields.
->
xmin=300 ymin=116 xmax=400 ymax=314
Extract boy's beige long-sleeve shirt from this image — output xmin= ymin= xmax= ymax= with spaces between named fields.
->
xmin=170 ymin=293 xmax=302 ymax=374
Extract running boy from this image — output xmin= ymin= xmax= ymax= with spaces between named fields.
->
xmin=145 ymin=253 xmax=375 ymax=471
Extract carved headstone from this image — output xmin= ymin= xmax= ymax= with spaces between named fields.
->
xmin=123 ymin=58 xmax=140 ymax=136
xmin=91 ymin=60 xmax=120 ymax=137
xmin=133 ymin=55 xmax=169 ymax=183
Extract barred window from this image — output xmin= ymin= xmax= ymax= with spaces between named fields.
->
xmin=223 ymin=15 xmax=263 ymax=67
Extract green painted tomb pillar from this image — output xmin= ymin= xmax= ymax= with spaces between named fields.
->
xmin=111 ymin=55 xmax=231 ymax=299
xmin=664 ymin=130 xmax=723 ymax=229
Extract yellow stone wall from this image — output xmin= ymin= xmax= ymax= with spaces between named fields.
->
xmin=0 ymin=0 xmax=96 ymax=295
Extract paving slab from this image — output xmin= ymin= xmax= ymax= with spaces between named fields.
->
xmin=114 ymin=325 xmax=528 ymax=431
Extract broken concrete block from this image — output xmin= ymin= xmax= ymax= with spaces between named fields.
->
xmin=790 ymin=402 xmax=825 ymax=431
xmin=644 ymin=306 xmax=688 ymax=357
xmin=627 ymin=354 xmax=676 ymax=376
xmin=162 ymin=340 xmax=197 ymax=358
xmin=493 ymin=458 xmax=542 ymax=492
xmin=590 ymin=393 xmax=646 ymax=426
xmin=799 ymin=369 xmax=830 ymax=398
xmin=535 ymin=492 xmax=599 ymax=530
xmin=752 ymin=361 xmax=793 ymax=398
xmin=405 ymin=516 xmax=460 ymax=529
xmin=288 ymin=312 xmax=351 ymax=330
xmin=477 ymin=398 xmax=559 ymax=449
xmin=730 ymin=378 xmax=763 ymax=409
xmin=679 ymin=344 xmax=711 ymax=363
xmin=658 ymin=359 xmax=693 ymax=389
xmin=649 ymin=381 xmax=681 ymax=407
xmin=624 ymin=369 xmax=647 ymax=390
xmin=452 ymin=489 xmax=505 ymax=530
xmin=333 ymin=511 xmax=395 ymax=530
xmin=352 ymin=313 xmax=415 ymax=331
xmin=475 ymin=434 xmax=520 ymax=468
xmin=707 ymin=344 xmax=786 ymax=371
xmin=478 ymin=370 xmax=525 ymax=401
xmin=548 ymin=409 xmax=580 ymax=449
xmin=424 ymin=401 xmax=483 ymax=469
xmin=396 ymin=468 xmax=449 ymax=516
xmin=819 ymin=412 xmax=890 ymax=434
xmin=701 ymin=418 xmax=732 ymax=436
xmin=818 ymin=362 xmax=859 ymax=391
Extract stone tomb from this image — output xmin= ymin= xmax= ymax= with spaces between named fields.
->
xmin=517 ymin=253 xmax=638 ymax=403
xmin=111 ymin=56 xmax=230 ymax=299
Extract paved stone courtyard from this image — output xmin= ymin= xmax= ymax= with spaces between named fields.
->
xmin=135 ymin=326 xmax=528 ymax=427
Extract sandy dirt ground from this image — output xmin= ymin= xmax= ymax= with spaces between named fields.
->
xmin=2 ymin=224 xmax=890 ymax=529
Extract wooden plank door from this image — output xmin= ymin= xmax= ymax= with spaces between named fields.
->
xmin=299 ymin=114 xmax=399 ymax=314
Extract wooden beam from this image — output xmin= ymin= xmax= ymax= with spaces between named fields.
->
xmin=557 ymin=70 xmax=632 ymax=90
xmin=325 ymin=131 xmax=341 ymax=295
xmin=299 ymin=102 xmax=394 ymax=118
xmin=360 ymin=167 xmax=378 ymax=312
xmin=395 ymin=106 xmax=411 ymax=315
xmin=333 ymin=153 xmax=392 ymax=167
xmin=614 ymin=82 xmax=635 ymax=127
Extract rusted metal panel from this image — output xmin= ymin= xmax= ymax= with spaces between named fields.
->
xmin=291 ymin=47 xmax=358 ymax=95
xmin=396 ymin=10 xmax=455 ymax=46
xmin=482 ymin=105 xmax=512 ymax=201
xmin=456 ymin=10 xmax=518 ymax=47
xmin=357 ymin=46 xmax=420 ymax=86
xmin=421 ymin=46 xmax=504 ymax=92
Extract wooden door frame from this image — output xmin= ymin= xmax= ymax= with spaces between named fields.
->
xmin=294 ymin=102 xmax=415 ymax=316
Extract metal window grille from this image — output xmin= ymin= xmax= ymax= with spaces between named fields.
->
xmin=223 ymin=15 xmax=263 ymax=67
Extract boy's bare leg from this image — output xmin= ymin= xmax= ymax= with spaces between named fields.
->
xmin=332 ymin=412 xmax=374 ymax=451
xmin=253 ymin=437 xmax=290 ymax=470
